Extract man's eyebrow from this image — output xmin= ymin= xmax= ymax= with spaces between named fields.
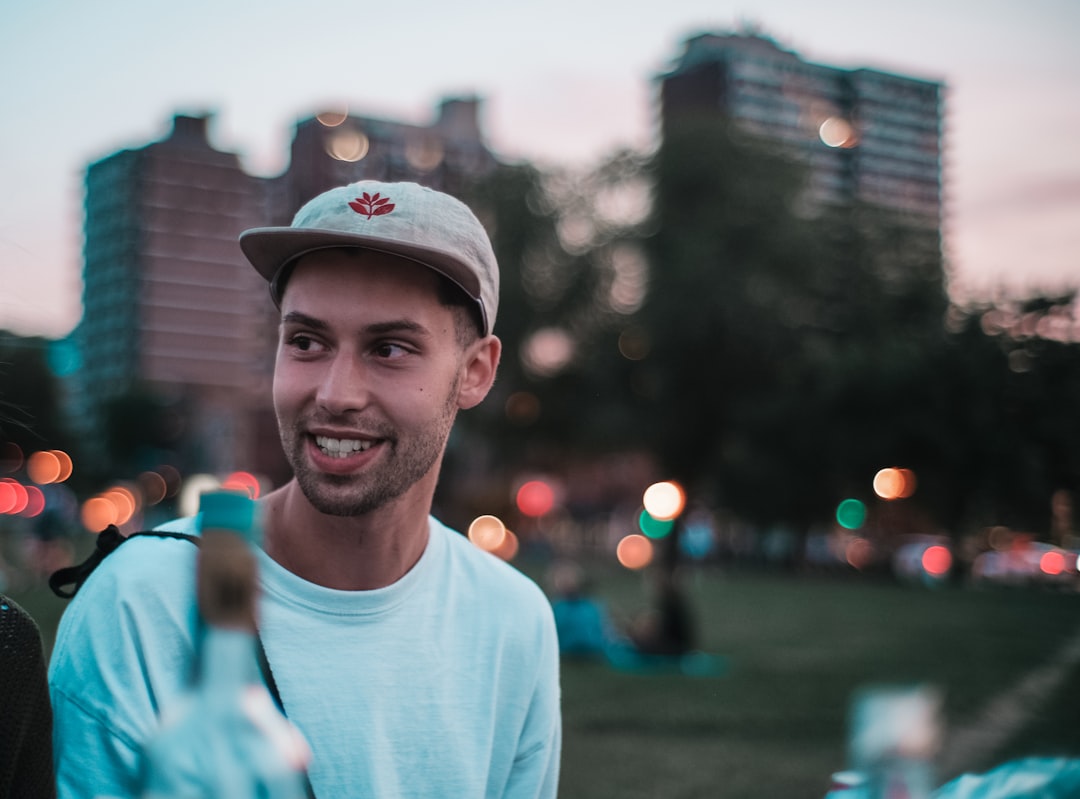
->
xmin=281 ymin=312 xmax=430 ymax=337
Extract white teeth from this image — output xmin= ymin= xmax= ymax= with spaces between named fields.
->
xmin=315 ymin=436 xmax=373 ymax=458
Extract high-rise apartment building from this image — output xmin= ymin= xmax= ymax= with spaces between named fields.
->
xmin=71 ymin=114 xmax=272 ymax=474
xmin=659 ymin=30 xmax=944 ymax=223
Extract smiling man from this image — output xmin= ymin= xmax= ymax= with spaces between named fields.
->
xmin=48 ymin=181 xmax=562 ymax=799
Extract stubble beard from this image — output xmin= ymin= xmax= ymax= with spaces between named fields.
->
xmin=280 ymin=384 xmax=460 ymax=518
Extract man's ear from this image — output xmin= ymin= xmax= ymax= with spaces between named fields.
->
xmin=457 ymin=335 xmax=502 ymax=410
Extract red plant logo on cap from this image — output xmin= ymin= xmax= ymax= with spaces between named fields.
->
xmin=348 ymin=192 xmax=395 ymax=219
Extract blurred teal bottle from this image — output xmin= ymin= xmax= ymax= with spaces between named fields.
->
xmin=138 ymin=490 xmax=311 ymax=799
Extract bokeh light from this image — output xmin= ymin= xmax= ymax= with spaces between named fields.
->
xmin=521 ymin=328 xmax=575 ymax=378
xmin=27 ymin=450 xmax=61 ymax=484
xmin=616 ymin=534 xmax=654 ymax=570
xmin=51 ymin=450 xmax=74 ymax=482
xmin=491 ymin=529 xmax=519 ymax=562
xmin=873 ymin=467 xmax=916 ymax=500
xmin=20 ymin=485 xmax=46 ymax=517
xmin=642 ymin=481 xmax=686 ymax=521
xmin=81 ymin=496 xmax=118 ymax=531
xmin=845 ymin=537 xmax=873 ymax=569
xmin=222 ymin=470 xmax=261 ymax=499
xmin=516 ymin=480 xmax=555 ymax=518
xmin=638 ymin=509 xmax=674 ymax=539
xmin=836 ymin=498 xmax=867 ymax=530
xmin=326 ymin=129 xmax=369 ymax=162
xmin=103 ymin=486 xmax=138 ymax=525
xmin=1040 ymin=550 xmax=1066 ymax=576
xmin=137 ymin=471 xmax=168 ymax=506
xmin=922 ymin=545 xmax=952 ymax=577
xmin=819 ymin=116 xmax=858 ymax=148
xmin=0 ymin=442 xmax=24 ymax=473
xmin=0 ymin=479 xmax=27 ymax=514
xmin=468 ymin=515 xmax=507 ymax=553
xmin=180 ymin=474 xmax=222 ymax=517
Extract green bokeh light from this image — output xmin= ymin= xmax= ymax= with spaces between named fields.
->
xmin=638 ymin=509 xmax=674 ymax=539
xmin=835 ymin=498 xmax=867 ymax=530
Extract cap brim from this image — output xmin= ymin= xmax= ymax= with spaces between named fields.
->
xmin=239 ymin=227 xmax=484 ymax=305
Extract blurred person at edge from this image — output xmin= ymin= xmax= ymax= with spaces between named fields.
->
xmin=47 ymin=181 xmax=562 ymax=799
xmin=0 ymin=594 xmax=56 ymax=798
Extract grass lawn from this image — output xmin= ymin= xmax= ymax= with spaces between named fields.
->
xmin=529 ymin=559 xmax=1080 ymax=799
xmin=11 ymin=553 xmax=1080 ymax=799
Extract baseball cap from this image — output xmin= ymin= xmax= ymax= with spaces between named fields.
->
xmin=239 ymin=180 xmax=499 ymax=335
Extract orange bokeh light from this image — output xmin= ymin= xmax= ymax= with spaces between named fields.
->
xmin=873 ymin=467 xmax=917 ymax=500
xmin=103 ymin=486 xmax=138 ymax=525
xmin=616 ymin=534 xmax=654 ymax=570
xmin=468 ymin=515 xmax=507 ymax=553
xmin=81 ymin=496 xmax=118 ymax=531
xmin=51 ymin=450 xmax=74 ymax=482
xmin=27 ymin=450 xmax=61 ymax=484
xmin=491 ymin=529 xmax=520 ymax=562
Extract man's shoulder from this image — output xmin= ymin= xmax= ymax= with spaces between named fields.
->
xmin=67 ymin=518 xmax=201 ymax=607
xmin=433 ymin=519 xmax=551 ymax=610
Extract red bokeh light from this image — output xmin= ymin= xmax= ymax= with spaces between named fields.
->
xmin=516 ymin=480 xmax=555 ymax=518
xmin=1040 ymin=550 xmax=1066 ymax=576
xmin=922 ymin=545 xmax=952 ymax=577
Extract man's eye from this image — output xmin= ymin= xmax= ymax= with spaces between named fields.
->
xmin=375 ymin=342 xmax=410 ymax=359
xmin=288 ymin=334 xmax=318 ymax=352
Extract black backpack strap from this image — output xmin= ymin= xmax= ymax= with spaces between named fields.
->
xmin=49 ymin=526 xmax=200 ymax=598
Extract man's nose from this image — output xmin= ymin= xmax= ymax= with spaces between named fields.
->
xmin=316 ymin=354 xmax=369 ymax=413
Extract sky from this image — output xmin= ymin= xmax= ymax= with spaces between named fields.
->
xmin=2 ymin=0 xmax=1078 ymax=340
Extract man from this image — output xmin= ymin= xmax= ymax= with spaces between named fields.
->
xmin=48 ymin=181 xmax=562 ymax=798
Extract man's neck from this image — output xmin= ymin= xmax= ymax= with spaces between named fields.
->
xmin=258 ymin=481 xmax=432 ymax=590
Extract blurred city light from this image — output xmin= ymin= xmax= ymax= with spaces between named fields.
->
xmin=490 ymin=528 xmax=519 ymax=562
xmin=0 ymin=479 xmax=27 ymax=514
xmin=504 ymin=391 xmax=541 ymax=426
xmin=103 ymin=486 xmax=137 ymax=525
xmin=52 ymin=449 xmax=74 ymax=481
xmin=516 ymin=480 xmax=555 ymax=518
xmin=221 ymin=470 xmax=261 ymax=499
xmin=27 ymin=450 xmax=62 ymax=484
xmin=1040 ymin=550 xmax=1066 ymax=576
xmin=521 ymin=327 xmax=575 ymax=378
xmin=21 ymin=485 xmax=45 ymax=517
xmin=819 ymin=116 xmax=858 ymax=148
xmin=845 ymin=537 xmax=873 ymax=570
xmin=617 ymin=326 xmax=650 ymax=361
xmin=873 ymin=467 xmax=916 ymax=500
xmin=0 ymin=442 xmax=23 ymax=472
xmin=642 ymin=481 xmax=686 ymax=521
xmin=921 ymin=545 xmax=952 ymax=577
xmin=638 ymin=509 xmax=674 ymax=539
xmin=179 ymin=474 xmax=222 ymax=517
xmin=616 ymin=534 xmax=654 ymax=569
xmin=326 ymin=129 xmax=369 ymax=162
xmin=137 ymin=471 xmax=168 ymax=506
xmin=836 ymin=498 xmax=867 ymax=530
xmin=468 ymin=514 xmax=507 ymax=553
xmin=81 ymin=496 xmax=118 ymax=531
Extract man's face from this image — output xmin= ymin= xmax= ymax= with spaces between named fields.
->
xmin=272 ymin=249 xmax=473 ymax=517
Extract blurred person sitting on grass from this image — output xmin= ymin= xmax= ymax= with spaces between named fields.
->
xmin=0 ymin=594 xmax=56 ymax=798
xmin=47 ymin=181 xmax=562 ymax=799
